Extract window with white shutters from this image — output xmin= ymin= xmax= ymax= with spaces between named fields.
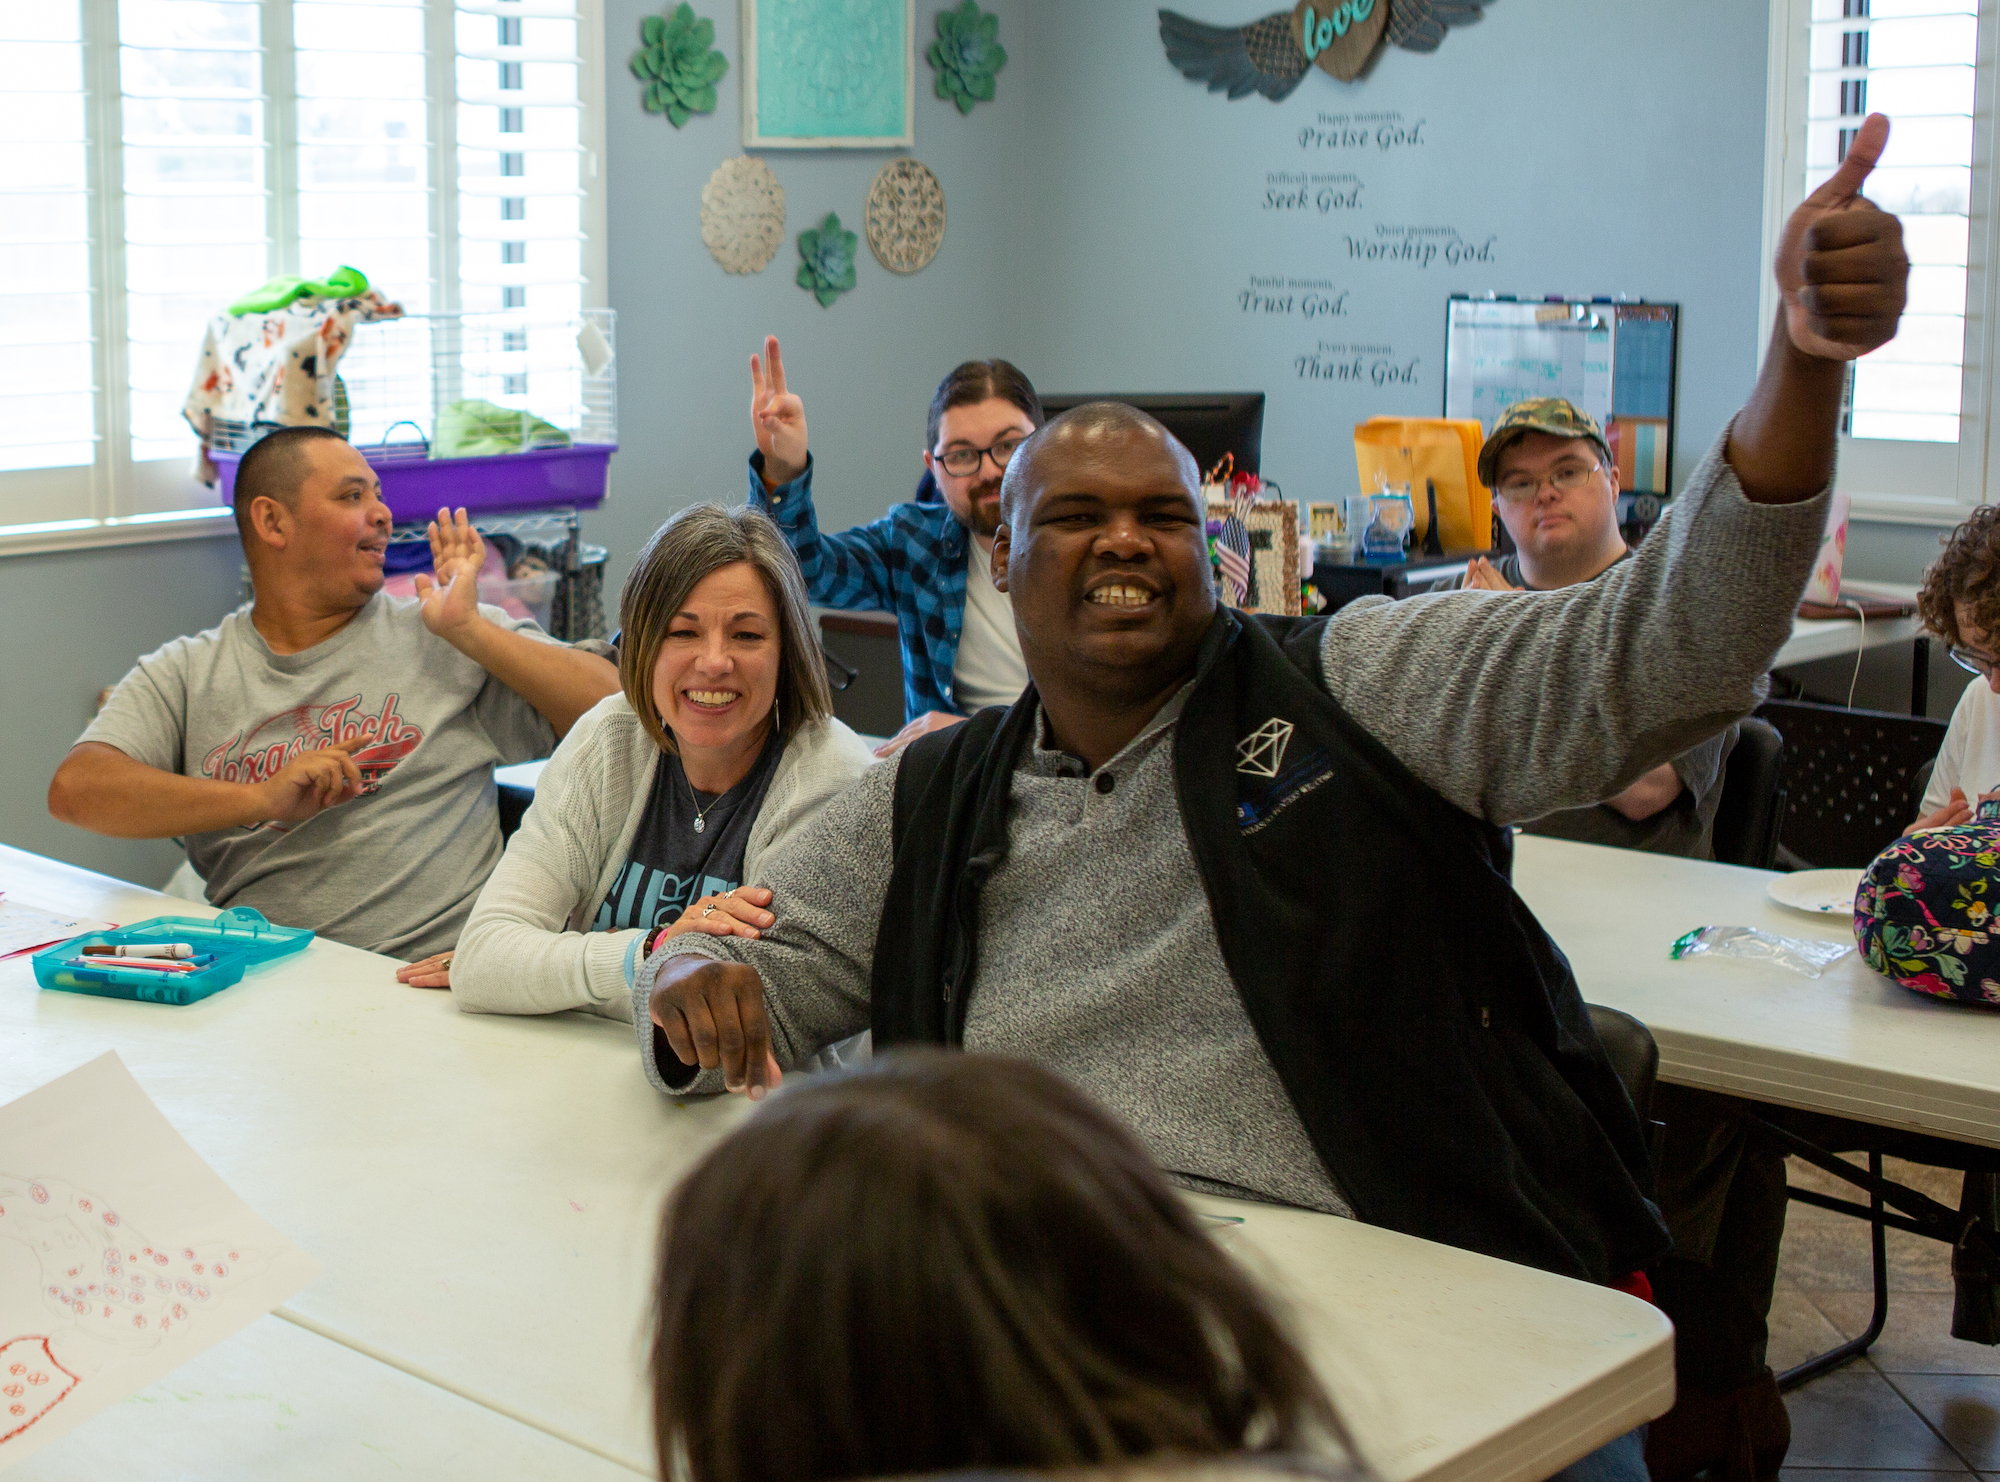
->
xmin=0 ymin=0 xmax=602 ymax=553
xmin=0 ymin=2 xmax=97 ymax=524
xmin=1768 ymin=0 xmax=1998 ymax=515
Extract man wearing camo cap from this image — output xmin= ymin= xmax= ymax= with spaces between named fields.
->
xmin=1463 ymin=397 xmax=1624 ymax=593
xmin=1458 ymin=395 xmax=1739 ymax=861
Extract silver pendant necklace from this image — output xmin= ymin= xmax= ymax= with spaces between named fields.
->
xmin=680 ymin=764 xmax=721 ymax=834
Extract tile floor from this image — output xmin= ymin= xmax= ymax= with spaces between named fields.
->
xmin=1774 ymin=1155 xmax=2000 ymax=1479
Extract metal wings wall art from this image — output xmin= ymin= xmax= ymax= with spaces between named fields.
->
xmin=1159 ymin=0 xmax=1498 ymax=94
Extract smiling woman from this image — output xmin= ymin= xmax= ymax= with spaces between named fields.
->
xmin=434 ymin=504 xmax=878 ymax=1026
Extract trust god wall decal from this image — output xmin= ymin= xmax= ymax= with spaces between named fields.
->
xmin=1159 ymin=0 xmax=1499 ymax=93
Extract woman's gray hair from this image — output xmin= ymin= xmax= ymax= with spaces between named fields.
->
xmin=617 ymin=503 xmax=832 ymax=755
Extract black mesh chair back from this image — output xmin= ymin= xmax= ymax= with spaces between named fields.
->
xmin=1757 ymin=700 xmax=1948 ymax=869
xmin=1585 ymin=1004 xmax=1659 ymax=1123
xmin=1710 ymin=718 xmax=1787 ymax=870
xmin=1909 ymin=756 xmax=1938 ymax=825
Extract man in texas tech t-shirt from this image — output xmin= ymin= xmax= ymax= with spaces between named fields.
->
xmin=49 ymin=428 xmax=620 ymax=959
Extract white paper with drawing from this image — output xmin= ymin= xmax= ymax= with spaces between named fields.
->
xmin=0 ymin=1053 xmax=319 ymax=1470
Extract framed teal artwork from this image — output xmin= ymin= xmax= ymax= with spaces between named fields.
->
xmin=742 ymin=0 xmax=915 ymax=149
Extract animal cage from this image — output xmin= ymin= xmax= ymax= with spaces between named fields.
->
xmin=206 ymin=309 xmax=617 ymax=522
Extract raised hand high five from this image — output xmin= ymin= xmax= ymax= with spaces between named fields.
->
xmin=750 ymin=334 xmax=809 ymax=487
xmin=1776 ymin=112 xmax=1909 ymax=361
xmin=415 ymin=506 xmax=486 ymax=637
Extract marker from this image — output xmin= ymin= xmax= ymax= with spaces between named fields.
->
xmin=83 ymin=942 xmax=193 ymax=959
xmin=68 ymin=955 xmax=202 ymax=973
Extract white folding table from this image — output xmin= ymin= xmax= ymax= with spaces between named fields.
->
xmin=0 ymin=843 xmax=1670 ymax=1482
xmin=1512 ymin=835 xmax=2000 ymax=1147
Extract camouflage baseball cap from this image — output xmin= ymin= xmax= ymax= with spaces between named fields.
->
xmin=1477 ymin=398 xmax=1613 ymax=487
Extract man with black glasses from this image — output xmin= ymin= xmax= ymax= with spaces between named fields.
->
xmin=1464 ymin=398 xmax=1738 ymax=860
xmin=746 ymin=335 xmax=1042 ymax=756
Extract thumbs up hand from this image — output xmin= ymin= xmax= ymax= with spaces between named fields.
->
xmin=1775 ymin=112 xmax=1909 ymax=361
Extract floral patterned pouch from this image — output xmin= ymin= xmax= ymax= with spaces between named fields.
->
xmin=1854 ymin=817 xmax=2000 ymax=1007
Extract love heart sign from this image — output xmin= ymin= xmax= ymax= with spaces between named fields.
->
xmin=1291 ymin=0 xmax=1387 ymax=82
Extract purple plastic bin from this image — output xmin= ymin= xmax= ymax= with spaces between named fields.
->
xmin=211 ymin=442 xmax=615 ymax=521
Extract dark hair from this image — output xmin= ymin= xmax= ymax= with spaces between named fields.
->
xmin=1919 ymin=504 xmax=2000 ymax=650
xmin=617 ymin=503 xmax=832 ymax=755
xmin=232 ymin=425 xmax=350 ymax=534
xmin=926 ymin=359 xmax=1043 ymax=451
xmin=652 ymin=1050 xmax=1347 ymax=1482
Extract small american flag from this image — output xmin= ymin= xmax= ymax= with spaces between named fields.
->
xmin=1213 ymin=515 xmax=1252 ymax=606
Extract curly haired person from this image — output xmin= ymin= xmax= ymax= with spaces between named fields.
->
xmin=1912 ymin=505 xmax=2000 ymax=830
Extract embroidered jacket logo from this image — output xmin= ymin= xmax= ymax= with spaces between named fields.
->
xmin=1236 ymin=717 xmax=1294 ymax=777
xmin=201 ymin=695 xmax=423 ymax=793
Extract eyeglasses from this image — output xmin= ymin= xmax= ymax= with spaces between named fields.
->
xmin=1492 ymin=461 xmax=1604 ymax=505
xmin=936 ymin=435 xmax=1027 ymax=478
xmin=1951 ymin=645 xmax=2000 ymax=678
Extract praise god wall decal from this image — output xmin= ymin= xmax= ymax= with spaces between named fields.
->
xmin=1159 ymin=0 xmax=1499 ymax=98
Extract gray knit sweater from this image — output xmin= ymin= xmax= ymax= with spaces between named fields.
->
xmin=635 ymin=435 xmax=1829 ymax=1214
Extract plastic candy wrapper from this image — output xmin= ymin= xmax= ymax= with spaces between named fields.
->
xmin=1669 ymin=925 xmax=1854 ymax=979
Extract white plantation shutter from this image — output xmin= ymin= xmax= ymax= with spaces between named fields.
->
xmin=1806 ymin=0 xmax=1977 ymax=445
xmin=1772 ymin=0 xmax=1998 ymax=513
xmin=0 ymin=0 xmax=600 ymax=549
xmin=293 ymin=0 xmax=434 ymax=311
xmin=0 ymin=3 xmax=97 ymax=521
xmin=455 ymin=0 xmax=584 ymax=322
xmin=118 ymin=0 xmax=271 ymax=471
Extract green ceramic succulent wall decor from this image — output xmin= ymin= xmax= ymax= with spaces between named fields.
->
xmin=631 ymin=3 xmax=727 ymax=127
xmin=928 ymin=1 xmax=1006 ymax=114
xmin=796 ymin=213 xmax=858 ymax=307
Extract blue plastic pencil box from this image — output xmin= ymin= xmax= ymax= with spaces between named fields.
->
xmin=32 ymin=908 xmax=314 ymax=1006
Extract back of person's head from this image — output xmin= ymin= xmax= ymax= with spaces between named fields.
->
xmin=927 ymin=359 xmax=1044 ymax=451
xmin=618 ymin=502 xmax=831 ymax=753
xmin=651 ymin=1050 xmax=1346 ymax=1482
xmin=1919 ymin=504 xmax=2000 ymax=649
xmin=232 ymin=425 xmax=349 ymax=538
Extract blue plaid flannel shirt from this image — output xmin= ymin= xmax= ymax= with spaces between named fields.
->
xmin=748 ymin=452 xmax=968 ymax=723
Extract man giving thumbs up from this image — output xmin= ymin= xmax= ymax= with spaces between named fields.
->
xmin=1648 ymin=114 xmax=1908 ymax=1482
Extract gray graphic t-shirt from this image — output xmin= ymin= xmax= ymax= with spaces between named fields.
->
xmin=78 ymin=593 xmax=560 ymax=959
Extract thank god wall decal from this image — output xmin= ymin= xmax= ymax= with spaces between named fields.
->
xmin=1159 ymin=0 xmax=1500 ymax=98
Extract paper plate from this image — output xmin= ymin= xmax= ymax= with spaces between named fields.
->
xmin=1767 ymin=867 xmax=1865 ymax=917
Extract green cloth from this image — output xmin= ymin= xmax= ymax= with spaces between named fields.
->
xmin=435 ymin=400 xmax=571 ymax=458
xmin=227 ymin=265 xmax=370 ymax=316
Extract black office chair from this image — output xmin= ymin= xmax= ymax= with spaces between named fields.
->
xmin=1587 ymin=1004 xmax=1662 ymax=1161
xmin=498 ymin=783 xmax=533 ymax=843
xmin=1908 ymin=756 xmax=1938 ymax=826
xmin=1756 ymin=700 xmax=1948 ymax=868
xmin=1710 ymin=718 xmax=1787 ymax=870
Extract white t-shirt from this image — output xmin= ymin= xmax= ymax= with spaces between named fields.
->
xmin=79 ymin=593 xmax=560 ymax=959
xmin=952 ymin=538 xmax=1029 ymax=713
xmin=1923 ymin=676 xmax=2000 ymax=813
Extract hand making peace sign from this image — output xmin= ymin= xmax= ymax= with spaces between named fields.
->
xmin=750 ymin=334 xmax=810 ymax=487
xmin=1776 ymin=112 xmax=1908 ymax=361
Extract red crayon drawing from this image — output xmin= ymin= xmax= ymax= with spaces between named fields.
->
xmin=0 ymin=1338 xmax=78 ymax=1445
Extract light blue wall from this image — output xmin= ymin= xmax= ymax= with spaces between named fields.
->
xmin=1011 ymin=0 xmax=1773 ymax=506
xmin=586 ymin=0 xmax=1036 ymax=593
xmin=2 ymin=534 xmax=246 ymax=885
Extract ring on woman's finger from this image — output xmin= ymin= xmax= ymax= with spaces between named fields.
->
xmin=700 ymin=903 xmax=719 ymax=918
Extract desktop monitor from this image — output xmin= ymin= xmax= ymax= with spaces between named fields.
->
xmin=1037 ymin=392 xmax=1265 ymax=480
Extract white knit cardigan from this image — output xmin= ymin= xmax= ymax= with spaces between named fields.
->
xmin=449 ymin=692 xmax=878 ymax=1020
